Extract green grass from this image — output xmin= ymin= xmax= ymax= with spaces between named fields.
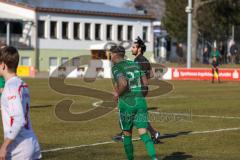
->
xmin=1 ymin=78 xmax=240 ymax=160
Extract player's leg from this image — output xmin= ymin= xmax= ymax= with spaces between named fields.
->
xmin=32 ymin=137 xmax=42 ymax=160
xmin=112 ymin=113 xmax=124 ymax=142
xmin=134 ymin=98 xmax=158 ymax=160
xmin=123 ymin=130 xmax=134 ymax=160
xmin=212 ymin=68 xmax=214 ymax=83
xmin=112 ymin=110 xmax=124 ymax=142
xmin=216 ymin=68 xmax=220 ymax=83
xmin=142 ymin=87 xmax=161 ymax=143
xmin=147 ymin=122 xmax=161 ymax=144
xmin=112 ymin=107 xmax=124 ymax=142
xmin=112 ymin=131 xmax=124 ymax=142
xmin=6 ymin=137 xmax=39 ymax=160
xmin=119 ymin=104 xmax=135 ymax=160
xmin=147 ymin=122 xmax=156 ymax=136
xmin=112 ymin=123 xmax=160 ymax=144
xmin=138 ymin=128 xmax=158 ymax=160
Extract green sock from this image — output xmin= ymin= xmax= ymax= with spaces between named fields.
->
xmin=123 ymin=135 xmax=134 ymax=160
xmin=140 ymin=133 xmax=157 ymax=160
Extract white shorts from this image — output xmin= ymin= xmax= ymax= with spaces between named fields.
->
xmin=7 ymin=136 xmax=42 ymax=160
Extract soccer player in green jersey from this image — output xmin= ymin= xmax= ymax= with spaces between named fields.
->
xmin=112 ymin=37 xmax=161 ymax=144
xmin=110 ymin=46 xmax=158 ymax=160
xmin=132 ymin=37 xmax=161 ymax=143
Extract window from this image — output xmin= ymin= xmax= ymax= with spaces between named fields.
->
xmin=95 ymin=24 xmax=101 ymax=40
xmin=117 ymin=25 xmax=123 ymax=41
xmin=62 ymin=22 xmax=69 ymax=39
xmin=127 ymin=26 xmax=133 ymax=41
xmin=38 ymin=20 xmax=45 ymax=38
xmin=61 ymin=57 xmax=69 ymax=65
xmin=74 ymin=23 xmax=80 ymax=40
xmin=49 ymin=57 xmax=58 ymax=67
xmin=11 ymin=22 xmax=22 ymax=35
xmin=106 ymin=24 xmax=112 ymax=41
xmin=21 ymin=57 xmax=30 ymax=66
xmin=0 ymin=21 xmax=22 ymax=35
xmin=72 ymin=57 xmax=80 ymax=66
xmin=50 ymin=21 xmax=57 ymax=39
xmin=143 ymin=26 xmax=148 ymax=42
xmin=84 ymin=23 xmax=91 ymax=40
xmin=0 ymin=21 xmax=6 ymax=34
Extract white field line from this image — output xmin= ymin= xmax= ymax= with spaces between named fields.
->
xmin=92 ymin=100 xmax=240 ymax=120
xmin=92 ymin=100 xmax=103 ymax=107
xmin=190 ymin=127 xmax=240 ymax=134
xmin=41 ymin=127 xmax=240 ymax=153
xmin=149 ymin=111 xmax=240 ymax=120
xmin=41 ymin=138 xmax=139 ymax=153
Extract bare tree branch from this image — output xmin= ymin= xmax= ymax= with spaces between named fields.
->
xmin=197 ymin=0 xmax=216 ymax=10
xmin=124 ymin=0 xmax=165 ymax=20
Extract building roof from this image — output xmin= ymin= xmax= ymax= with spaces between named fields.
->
xmin=0 ymin=10 xmax=31 ymax=21
xmin=2 ymin=0 xmax=155 ymax=20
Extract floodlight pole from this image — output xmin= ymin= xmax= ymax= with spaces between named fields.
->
xmin=186 ymin=0 xmax=192 ymax=68
xmin=6 ymin=22 xmax=10 ymax=45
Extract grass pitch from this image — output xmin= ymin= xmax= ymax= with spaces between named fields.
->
xmin=1 ymin=78 xmax=240 ymax=160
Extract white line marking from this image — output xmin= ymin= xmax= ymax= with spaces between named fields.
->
xmin=191 ymin=114 xmax=240 ymax=120
xmin=92 ymin=100 xmax=103 ymax=107
xmin=41 ymin=141 xmax=114 ymax=153
xmin=149 ymin=111 xmax=240 ymax=120
xmin=92 ymin=100 xmax=240 ymax=120
xmin=190 ymin=127 xmax=240 ymax=134
xmin=41 ymin=127 xmax=240 ymax=153
xmin=41 ymin=138 xmax=139 ymax=153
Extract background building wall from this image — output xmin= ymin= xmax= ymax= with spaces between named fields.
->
xmin=37 ymin=12 xmax=153 ymax=51
xmin=18 ymin=49 xmax=154 ymax=71
xmin=0 ymin=2 xmax=154 ymax=72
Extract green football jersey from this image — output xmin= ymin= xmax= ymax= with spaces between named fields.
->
xmin=112 ymin=60 xmax=145 ymax=100
xmin=112 ymin=60 xmax=149 ymax=130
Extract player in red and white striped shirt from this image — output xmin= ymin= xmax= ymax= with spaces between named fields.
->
xmin=0 ymin=46 xmax=41 ymax=160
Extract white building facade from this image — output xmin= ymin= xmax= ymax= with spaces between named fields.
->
xmin=0 ymin=0 xmax=155 ymax=71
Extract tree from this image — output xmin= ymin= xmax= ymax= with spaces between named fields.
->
xmin=163 ymin=0 xmax=216 ymax=63
xmin=162 ymin=0 xmax=187 ymax=42
xmin=190 ymin=0 xmax=215 ymax=63
xmin=124 ymin=0 xmax=166 ymax=20
xmin=162 ymin=0 xmax=240 ymax=63
xmin=197 ymin=0 xmax=240 ymax=41
xmin=125 ymin=0 xmax=240 ymax=63
xmin=192 ymin=0 xmax=240 ymax=62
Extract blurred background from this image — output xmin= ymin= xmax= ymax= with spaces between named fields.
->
xmin=0 ymin=0 xmax=239 ymax=78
